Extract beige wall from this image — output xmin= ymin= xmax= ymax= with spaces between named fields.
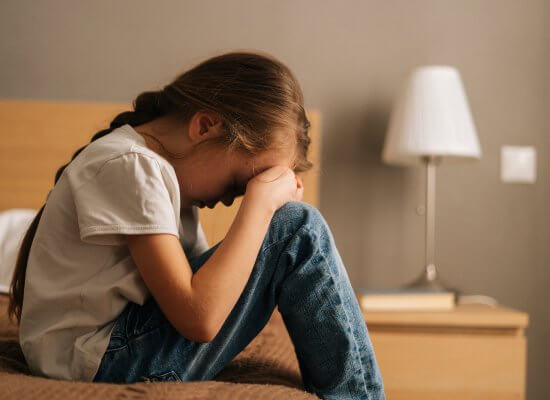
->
xmin=1 ymin=0 xmax=548 ymax=398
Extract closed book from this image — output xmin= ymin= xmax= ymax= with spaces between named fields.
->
xmin=355 ymin=287 xmax=456 ymax=311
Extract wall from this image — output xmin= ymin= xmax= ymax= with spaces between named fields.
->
xmin=1 ymin=0 xmax=548 ymax=398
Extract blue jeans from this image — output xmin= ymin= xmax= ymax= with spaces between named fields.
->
xmin=92 ymin=201 xmax=386 ymax=399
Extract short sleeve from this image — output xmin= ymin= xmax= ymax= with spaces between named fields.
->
xmin=69 ymin=152 xmax=180 ymax=246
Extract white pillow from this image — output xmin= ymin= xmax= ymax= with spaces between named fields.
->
xmin=0 ymin=209 xmax=38 ymax=294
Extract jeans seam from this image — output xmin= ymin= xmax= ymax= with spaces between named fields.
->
xmin=306 ymin=227 xmax=370 ymax=397
xmin=263 ymin=232 xmax=297 ymax=252
xmin=105 ymin=344 xmax=127 ymax=354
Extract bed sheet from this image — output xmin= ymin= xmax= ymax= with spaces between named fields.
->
xmin=0 ymin=295 xmax=316 ymax=399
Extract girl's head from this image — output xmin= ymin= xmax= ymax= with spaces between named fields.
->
xmin=110 ymin=50 xmax=313 ymax=209
xmin=8 ymin=50 xmax=313 ymax=324
xmin=133 ymin=107 xmax=300 ymax=210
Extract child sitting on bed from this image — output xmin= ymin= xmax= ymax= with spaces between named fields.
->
xmin=7 ymin=51 xmax=385 ymax=399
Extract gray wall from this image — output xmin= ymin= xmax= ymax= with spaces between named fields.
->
xmin=1 ymin=0 xmax=548 ymax=398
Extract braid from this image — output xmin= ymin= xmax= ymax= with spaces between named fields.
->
xmin=53 ymin=90 xmax=171 ymax=185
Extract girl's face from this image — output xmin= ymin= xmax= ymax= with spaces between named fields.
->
xmin=175 ymin=143 xmax=293 ymax=209
xmin=134 ymin=110 xmax=295 ymax=210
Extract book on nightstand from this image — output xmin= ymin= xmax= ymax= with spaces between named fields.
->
xmin=354 ymin=287 xmax=456 ymax=311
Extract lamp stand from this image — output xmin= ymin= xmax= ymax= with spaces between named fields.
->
xmin=403 ymin=156 xmax=459 ymax=296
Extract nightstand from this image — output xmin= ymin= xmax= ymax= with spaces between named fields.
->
xmin=362 ymin=304 xmax=529 ymax=400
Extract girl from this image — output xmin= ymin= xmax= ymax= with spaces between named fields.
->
xmin=8 ymin=51 xmax=385 ymax=399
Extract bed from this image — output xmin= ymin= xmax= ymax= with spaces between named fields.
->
xmin=0 ymin=99 xmax=322 ymax=399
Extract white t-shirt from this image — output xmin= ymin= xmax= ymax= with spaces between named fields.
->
xmin=19 ymin=124 xmax=210 ymax=382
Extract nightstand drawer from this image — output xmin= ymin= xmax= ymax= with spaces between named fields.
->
xmin=363 ymin=304 xmax=528 ymax=399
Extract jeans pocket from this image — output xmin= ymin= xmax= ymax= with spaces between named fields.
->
xmin=105 ymin=333 xmax=127 ymax=353
xmin=103 ymin=302 xmax=133 ymax=353
xmin=139 ymin=370 xmax=182 ymax=383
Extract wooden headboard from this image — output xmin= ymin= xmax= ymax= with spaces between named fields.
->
xmin=0 ymin=100 xmax=321 ymax=246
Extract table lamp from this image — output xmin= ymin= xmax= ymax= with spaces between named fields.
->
xmin=382 ymin=65 xmax=482 ymax=294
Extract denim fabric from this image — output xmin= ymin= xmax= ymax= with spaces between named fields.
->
xmin=92 ymin=201 xmax=386 ymax=399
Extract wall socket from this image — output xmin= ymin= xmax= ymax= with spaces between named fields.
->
xmin=501 ymin=146 xmax=537 ymax=183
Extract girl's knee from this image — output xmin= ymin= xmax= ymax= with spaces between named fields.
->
xmin=271 ymin=201 xmax=325 ymax=233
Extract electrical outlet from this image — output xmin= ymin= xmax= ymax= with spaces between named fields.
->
xmin=501 ymin=146 xmax=536 ymax=183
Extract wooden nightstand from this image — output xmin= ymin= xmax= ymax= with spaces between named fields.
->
xmin=362 ymin=304 xmax=529 ymax=400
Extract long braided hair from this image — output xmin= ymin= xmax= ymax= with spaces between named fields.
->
xmin=7 ymin=50 xmax=312 ymax=324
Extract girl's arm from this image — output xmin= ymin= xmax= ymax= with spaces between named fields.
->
xmin=190 ymin=196 xmax=274 ymax=340
xmin=125 ymin=166 xmax=300 ymax=343
xmin=124 ymin=198 xmax=273 ymax=343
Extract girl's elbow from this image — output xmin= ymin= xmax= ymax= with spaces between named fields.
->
xmin=199 ymin=320 xmax=221 ymax=343
xmin=179 ymin=308 xmax=218 ymax=343
xmin=175 ymin=322 xmax=213 ymax=343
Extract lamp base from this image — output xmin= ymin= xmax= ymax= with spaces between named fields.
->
xmin=402 ymin=264 xmax=459 ymax=297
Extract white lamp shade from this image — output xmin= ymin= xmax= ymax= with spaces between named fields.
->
xmin=382 ymin=65 xmax=482 ymax=166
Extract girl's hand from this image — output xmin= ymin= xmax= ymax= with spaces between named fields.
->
xmin=244 ymin=165 xmax=302 ymax=213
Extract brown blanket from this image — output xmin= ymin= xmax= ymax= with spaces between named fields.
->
xmin=0 ymin=294 xmax=319 ymax=399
